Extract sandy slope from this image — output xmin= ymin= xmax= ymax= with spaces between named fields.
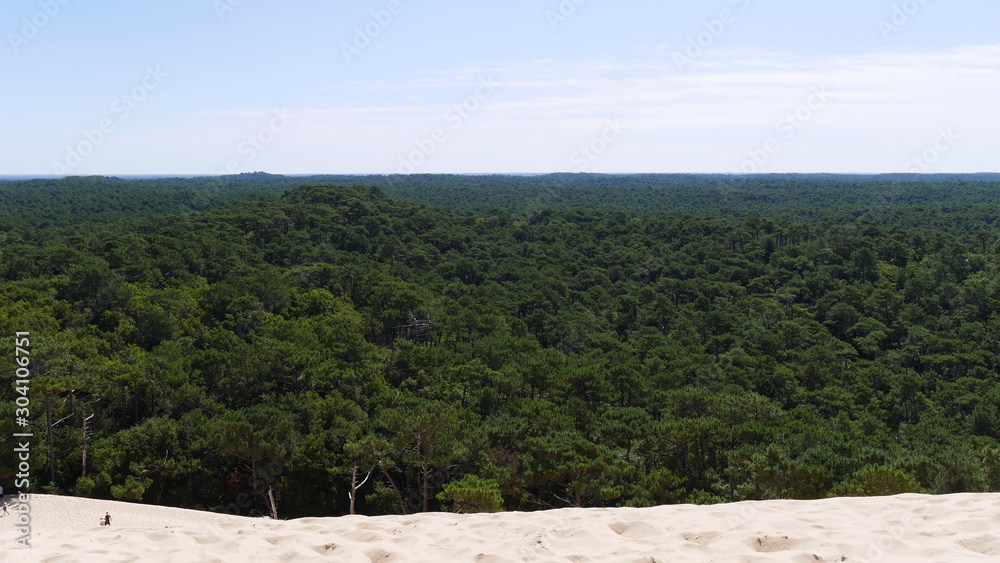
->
xmin=1 ymin=493 xmax=999 ymax=562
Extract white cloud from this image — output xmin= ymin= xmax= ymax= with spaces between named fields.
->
xmin=181 ymin=45 xmax=1000 ymax=173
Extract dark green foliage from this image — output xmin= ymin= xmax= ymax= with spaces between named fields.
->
xmin=3 ymin=174 xmax=1000 ymax=518
xmin=831 ymin=466 xmax=924 ymax=497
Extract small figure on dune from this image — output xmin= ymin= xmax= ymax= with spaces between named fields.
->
xmin=104 ymin=512 xmax=111 ymax=526
xmin=2 ymin=501 xmax=8 ymax=515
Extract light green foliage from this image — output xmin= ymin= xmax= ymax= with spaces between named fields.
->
xmin=437 ymin=475 xmax=504 ymax=513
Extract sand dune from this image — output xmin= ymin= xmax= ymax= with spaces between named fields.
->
xmin=2 ymin=493 xmax=999 ymax=562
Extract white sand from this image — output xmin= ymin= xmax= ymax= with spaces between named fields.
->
xmin=2 ymin=493 xmax=999 ymax=562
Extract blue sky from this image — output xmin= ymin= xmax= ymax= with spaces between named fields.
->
xmin=2 ymin=0 xmax=997 ymax=175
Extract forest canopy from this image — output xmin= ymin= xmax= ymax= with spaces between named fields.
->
xmin=2 ymin=174 xmax=1000 ymax=517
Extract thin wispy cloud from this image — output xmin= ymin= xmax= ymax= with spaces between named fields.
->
xmin=1 ymin=0 xmax=996 ymax=174
xmin=217 ymin=45 xmax=993 ymax=174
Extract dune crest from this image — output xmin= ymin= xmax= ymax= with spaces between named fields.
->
xmin=2 ymin=493 xmax=999 ymax=562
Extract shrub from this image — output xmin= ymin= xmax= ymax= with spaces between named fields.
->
xmin=436 ymin=475 xmax=503 ymax=513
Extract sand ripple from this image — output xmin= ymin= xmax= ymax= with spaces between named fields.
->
xmin=2 ymin=493 xmax=999 ymax=562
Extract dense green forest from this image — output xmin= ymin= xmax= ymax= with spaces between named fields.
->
xmin=3 ymin=175 xmax=1000 ymax=518
xmin=5 ymin=173 xmax=1000 ymax=234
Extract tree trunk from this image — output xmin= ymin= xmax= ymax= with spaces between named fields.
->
xmin=380 ymin=466 xmax=407 ymax=515
xmin=349 ymin=465 xmax=358 ymax=515
xmin=267 ymin=486 xmax=278 ymax=519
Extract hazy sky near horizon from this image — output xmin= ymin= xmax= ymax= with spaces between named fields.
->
xmin=2 ymin=0 xmax=998 ymax=175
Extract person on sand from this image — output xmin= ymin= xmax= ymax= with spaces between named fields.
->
xmin=104 ymin=512 xmax=111 ymax=526
xmin=2 ymin=501 xmax=8 ymax=515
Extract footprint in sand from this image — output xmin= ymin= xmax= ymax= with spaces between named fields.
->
xmin=747 ymin=534 xmax=802 ymax=553
xmin=366 ymin=547 xmax=398 ymax=562
xmin=607 ymin=521 xmax=656 ymax=538
xmin=960 ymin=535 xmax=1000 ymax=556
xmin=309 ymin=543 xmax=338 ymax=555
xmin=682 ymin=531 xmax=722 ymax=547
xmin=474 ymin=554 xmax=518 ymax=563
